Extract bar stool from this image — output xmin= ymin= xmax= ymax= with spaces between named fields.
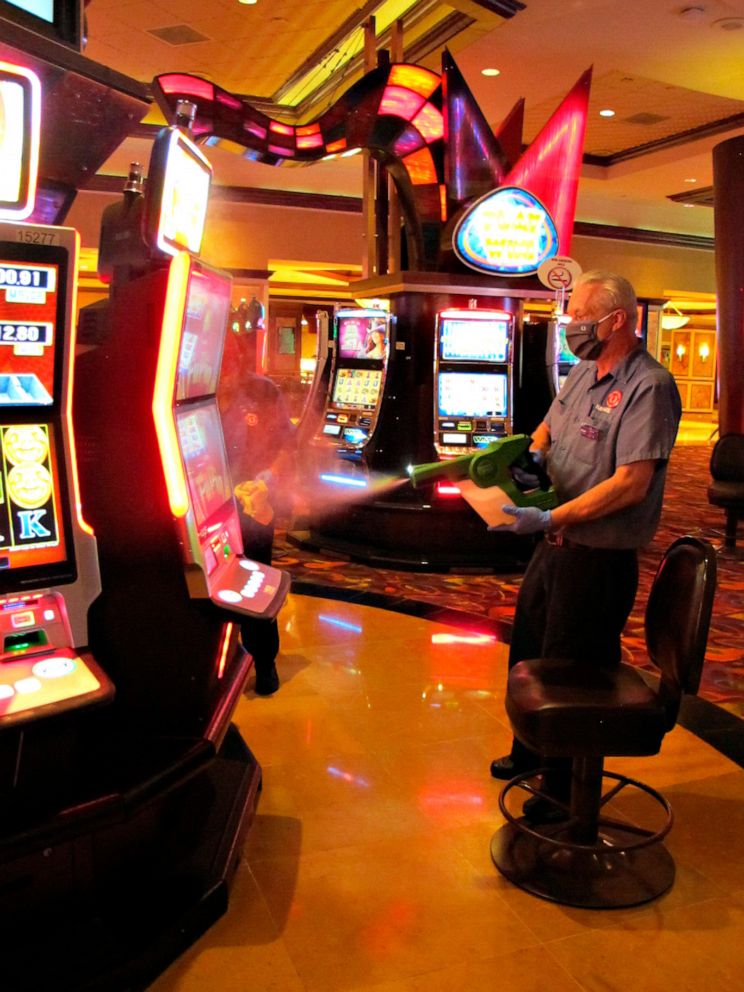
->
xmin=491 ymin=536 xmax=717 ymax=908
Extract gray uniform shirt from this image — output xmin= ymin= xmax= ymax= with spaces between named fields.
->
xmin=544 ymin=346 xmax=682 ymax=549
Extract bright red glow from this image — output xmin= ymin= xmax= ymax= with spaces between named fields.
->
xmin=153 ymin=252 xmax=191 ymax=518
xmin=379 ymin=85 xmax=426 ymax=122
xmin=270 ymin=121 xmax=295 ymax=136
xmin=389 ymin=64 xmax=440 ymax=99
xmin=66 ymin=232 xmax=94 ymax=536
xmin=430 ymin=632 xmax=496 ymax=645
xmin=297 ymin=123 xmax=320 ymax=135
xmin=217 ymin=91 xmax=241 ymax=110
xmin=325 ymin=138 xmax=347 ymax=153
xmin=505 ymin=68 xmax=592 ymax=254
xmin=402 ymin=146 xmax=437 ymax=185
xmin=412 ymin=102 xmax=443 ymax=143
xmin=439 ymin=184 xmax=447 ymax=223
xmin=436 ymin=482 xmax=461 ymax=496
xmin=297 ymin=132 xmax=324 ymax=149
xmin=159 ymin=74 xmax=214 ymax=101
xmin=243 ymin=120 xmax=266 ymax=139
xmin=217 ymin=622 xmax=233 ymax=678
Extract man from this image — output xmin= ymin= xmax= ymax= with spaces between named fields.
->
xmin=489 ymin=270 xmax=682 ymax=819
xmin=218 ymin=329 xmax=296 ymax=696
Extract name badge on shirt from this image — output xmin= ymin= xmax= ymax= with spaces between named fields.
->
xmin=580 ymin=423 xmax=601 ymax=441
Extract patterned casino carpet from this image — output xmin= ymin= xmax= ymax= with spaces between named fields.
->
xmin=274 ymin=443 xmax=744 ymax=719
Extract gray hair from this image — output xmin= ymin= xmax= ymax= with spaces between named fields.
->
xmin=574 ymin=270 xmax=638 ymax=332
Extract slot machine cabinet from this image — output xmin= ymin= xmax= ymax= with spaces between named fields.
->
xmin=312 ymin=307 xmax=392 ymax=474
xmin=433 ymin=308 xmax=514 ymax=457
xmin=292 ymin=277 xmax=540 ymax=570
xmin=513 ymin=318 xmax=559 ymax=435
xmin=0 ymin=222 xmax=112 ymax=772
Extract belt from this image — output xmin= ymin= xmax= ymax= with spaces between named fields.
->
xmin=544 ymin=531 xmax=594 ymax=550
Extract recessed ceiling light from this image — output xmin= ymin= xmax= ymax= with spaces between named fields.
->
xmin=599 ymin=108 xmax=615 ymax=117
xmin=683 ymin=203 xmax=695 ymax=208
xmin=713 ymin=16 xmax=744 ymax=29
xmin=238 ymin=0 xmax=257 ymax=5
xmin=481 ymin=68 xmax=500 ymax=77
xmin=684 ymin=177 xmax=698 ymax=183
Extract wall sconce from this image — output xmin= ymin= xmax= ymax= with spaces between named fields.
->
xmin=661 ymin=305 xmax=690 ymax=330
xmin=675 ymin=342 xmax=687 ymax=361
xmin=699 ymin=341 xmax=710 ymax=362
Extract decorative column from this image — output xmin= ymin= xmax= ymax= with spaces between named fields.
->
xmin=713 ymin=135 xmax=744 ymax=435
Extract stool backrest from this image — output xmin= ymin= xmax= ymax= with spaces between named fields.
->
xmin=645 ymin=536 xmax=717 ymax=727
xmin=710 ymin=433 xmax=744 ymax=482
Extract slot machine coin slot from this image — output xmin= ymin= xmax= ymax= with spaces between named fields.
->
xmin=3 ymin=629 xmax=48 ymax=654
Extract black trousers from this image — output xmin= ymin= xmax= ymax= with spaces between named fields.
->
xmin=507 ymin=539 xmax=639 ymax=777
xmin=240 ymin=516 xmax=280 ymax=671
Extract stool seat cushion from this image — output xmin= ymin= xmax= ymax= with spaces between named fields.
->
xmin=707 ymin=480 xmax=744 ymax=507
xmin=506 ymin=658 xmax=667 ymax=758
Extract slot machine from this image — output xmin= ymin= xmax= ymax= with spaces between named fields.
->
xmin=315 ymin=306 xmax=392 ymax=468
xmin=434 ymin=307 xmax=514 ymax=457
xmin=0 ymin=61 xmax=112 ymax=738
xmin=551 ymin=316 xmax=579 ymax=394
xmin=0 ymin=225 xmax=112 ymax=731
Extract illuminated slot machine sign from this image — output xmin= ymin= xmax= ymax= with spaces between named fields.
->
xmin=321 ymin=308 xmax=390 ymax=451
xmin=156 ymin=253 xmax=289 ymax=619
xmin=0 ymin=61 xmax=41 ymax=221
xmin=434 ymin=309 xmax=513 ymax=456
xmin=144 ymin=125 xmax=212 ymax=259
xmin=549 ymin=318 xmax=580 ymax=394
xmin=0 ymin=229 xmax=111 ymax=726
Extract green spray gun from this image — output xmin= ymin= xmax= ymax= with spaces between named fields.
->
xmin=408 ymin=434 xmax=557 ymax=512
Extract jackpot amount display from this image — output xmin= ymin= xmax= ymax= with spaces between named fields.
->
xmin=0 ymin=262 xmax=57 ymax=405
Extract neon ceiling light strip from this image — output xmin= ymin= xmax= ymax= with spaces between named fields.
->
xmin=153 ymin=252 xmax=191 ymax=517
xmin=320 ymin=474 xmax=368 ymax=488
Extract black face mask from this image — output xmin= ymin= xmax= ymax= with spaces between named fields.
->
xmin=564 ymin=311 xmax=617 ymax=361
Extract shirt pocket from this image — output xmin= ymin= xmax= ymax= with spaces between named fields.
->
xmin=573 ymin=410 xmax=613 ymax=465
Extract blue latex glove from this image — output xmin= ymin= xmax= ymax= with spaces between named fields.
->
xmin=488 ymin=505 xmax=552 ymax=535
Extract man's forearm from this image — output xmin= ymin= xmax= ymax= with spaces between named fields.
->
xmin=550 ymin=460 xmax=656 ymax=529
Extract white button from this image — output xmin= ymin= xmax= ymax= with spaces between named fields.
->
xmin=217 ymin=589 xmax=242 ymax=604
xmin=0 ymin=684 xmax=14 ymax=699
xmin=43 ymin=609 xmax=55 ymax=621
xmin=15 ymin=677 xmax=42 ymax=694
xmin=33 ymin=657 xmax=76 ymax=679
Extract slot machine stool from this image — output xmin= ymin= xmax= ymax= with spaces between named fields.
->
xmin=707 ymin=433 xmax=744 ymax=557
xmin=490 ymin=537 xmax=717 ymax=909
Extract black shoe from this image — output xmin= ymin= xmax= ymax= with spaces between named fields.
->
xmin=490 ymin=754 xmax=538 ymax=780
xmin=254 ymin=663 xmax=280 ymax=696
xmin=522 ymin=793 xmax=570 ymax=825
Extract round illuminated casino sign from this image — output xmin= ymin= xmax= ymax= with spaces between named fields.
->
xmin=453 ymin=186 xmax=559 ymax=276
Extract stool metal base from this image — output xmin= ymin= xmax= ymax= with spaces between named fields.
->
xmin=491 ymin=820 xmax=675 ymax=909
xmin=491 ymin=768 xmax=676 ymax=909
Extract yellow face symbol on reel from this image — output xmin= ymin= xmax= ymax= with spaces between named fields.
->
xmin=7 ymin=462 xmax=53 ymax=509
xmin=3 ymin=425 xmax=50 ymax=465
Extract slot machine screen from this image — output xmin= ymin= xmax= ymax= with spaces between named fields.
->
xmin=438 ymin=372 xmax=507 ymax=418
xmin=145 ymin=128 xmax=212 ymax=258
xmin=175 ymin=402 xmax=234 ymax=536
xmin=0 ymin=64 xmax=40 ymax=221
xmin=331 ymin=367 xmax=382 ymax=411
xmin=0 ymin=258 xmax=59 ymax=405
xmin=337 ymin=312 xmax=388 ymax=360
xmin=175 ymin=265 xmax=232 ymax=401
xmin=0 ymin=422 xmax=67 ymax=573
xmin=555 ymin=321 xmax=578 ymax=366
xmin=439 ymin=317 xmax=510 ymax=362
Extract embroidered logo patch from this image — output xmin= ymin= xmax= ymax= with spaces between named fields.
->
xmin=245 ymin=413 xmax=259 ymax=427
xmin=606 ymin=390 xmax=622 ymax=409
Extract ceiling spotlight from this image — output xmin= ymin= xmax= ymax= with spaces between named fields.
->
xmin=684 ymin=177 xmax=698 ymax=183
xmin=679 ymin=5 xmax=707 ymax=20
xmin=683 ymin=203 xmax=695 ymax=208
xmin=238 ymin=0 xmax=258 ymax=5
xmin=481 ymin=68 xmax=501 ymax=77
xmin=599 ymin=108 xmax=615 ymax=117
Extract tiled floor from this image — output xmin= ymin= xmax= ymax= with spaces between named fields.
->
xmin=150 ymin=593 xmax=744 ymax=992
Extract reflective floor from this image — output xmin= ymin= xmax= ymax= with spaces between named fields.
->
xmin=151 ymin=593 xmax=744 ymax=992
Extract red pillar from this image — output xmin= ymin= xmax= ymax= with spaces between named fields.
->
xmin=713 ymin=135 xmax=744 ymax=436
